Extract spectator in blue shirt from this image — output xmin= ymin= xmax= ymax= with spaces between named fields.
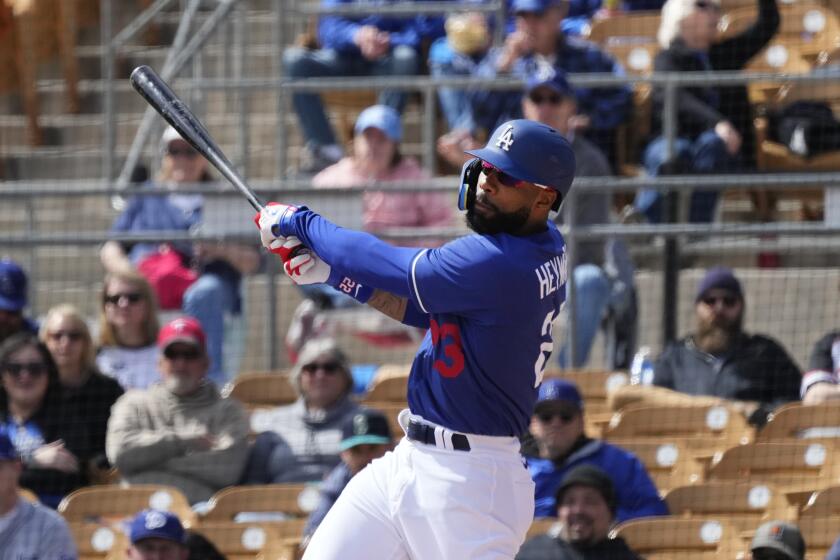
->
xmin=526 ymin=379 xmax=667 ymax=521
xmin=283 ymin=0 xmax=422 ymax=174
xmin=302 ymin=408 xmax=394 ymax=547
xmin=473 ymin=0 xmax=632 ymax=161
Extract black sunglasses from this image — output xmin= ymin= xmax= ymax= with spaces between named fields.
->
xmin=165 ymin=146 xmax=199 ymax=159
xmin=481 ymin=161 xmax=525 ymax=188
xmin=163 ymin=347 xmax=202 ymax=361
xmin=47 ymin=331 xmax=84 ymax=342
xmin=301 ymin=362 xmax=342 ymax=375
xmin=537 ymin=410 xmax=577 ymax=424
xmin=104 ymin=292 xmax=144 ymax=306
xmin=2 ymin=362 xmax=48 ymax=379
xmin=528 ymin=91 xmax=563 ymax=105
xmin=700 ymin=295 xmax=739 ymax=308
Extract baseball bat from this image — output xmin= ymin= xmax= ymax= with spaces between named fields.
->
xmin=129 ymin=64 xmax=265 ymax=213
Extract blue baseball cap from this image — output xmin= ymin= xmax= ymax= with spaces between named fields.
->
xmin=526 ymin=68 xmax=575 ymax=99
xmin=465 ymin=119 xmax=576 ymax=210
xmin=536 ymin=379 xmax=584 ymax=409
xmin=354 ymin=105 xmax=402 ymax=142
xmin=512 ymin=0 xmax=563 ymax=14
xmin=129 ymin=510 xmax=186 ymax=545
xmin=696 ymin=266 xmax=743 ymax=302
xmin=0 ymin=431 xmax=18 ymax=461
xmin=0 ymin=259 xmax=27 ymax=312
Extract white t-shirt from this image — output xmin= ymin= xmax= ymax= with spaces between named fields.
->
xmin=96 ymin=345 xmax=160 ymax=390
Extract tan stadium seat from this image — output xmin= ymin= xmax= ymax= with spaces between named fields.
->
xmin=665 ymin=482 xmax=795 ymax=531
xmin=757 ymin=403 xmax=840 ymax=442
xmin=193 ymin=522 xmax=292 ymax=560
xmin=526 ymin=518 xmax=558 ymax=539
xmin=797 ymin=516 xmax=840 ymax=558
xmin=706 ymin=442 xmax=840 ymax=506
xmin=542 ymin=369 xmax=629 ymax=416
xmin=222 ymin=372 xmax=297 ymax=408
xmin=585 ymin=10 xmax=661 ymax=46
xmin=609 ymin=439 xmax=704 ymax=494
xmin=611 ymin=516 xmax=745 ymax=558
xmin=363 ymin=364 xmax=411 ymax=403
xmin=58 ymin=485 xmax=195 ymax=527
xmin=202 ymin=484 xmax=316 ymax=525
xmin=799 ymin=486 xmax=840 ymax=518
xmin=68 ymin=522 xmax=126 ymax=560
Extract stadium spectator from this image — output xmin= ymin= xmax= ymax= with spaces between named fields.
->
xmin=516 ymin=465 xmax=642 ymax=560
xmin=652 ymin=267 xmax=801 ymax=425
xmin=800 ymin=329 xmax=840 ymax=404
xmin=472 ymin=0 xmax=631 ymax=160
xmin=299 ymin=105 xmax=453 ymax=326
xmin=106 ymin=316 xmax=249 ymax=504
xmin=96 ymin=270 xmax=161 ymax=390
xmin=0 ymin=333 xmax=89 ymax=507
xmin=634 ymin=0 xmax=779 ymax=223
xmin=100 ymin=126 xmax=260 ymax=385
xmin=0 ymin=259 xmax=37 ymax=344
xmin=282 ymin=0 xmax=421 ymax=174
xmin=40 ymin=305 xmax=123 ymax=478
xmin=127 ymin=509 xmax=189 ymax=560
xmin=302 ymin=408 xmax=394 ymax=545
xmin=0 ymin=431 xmax=76 ymax=558
xmin=750 ymin=520 xmax=805 ymax=560
xmin=516 ymin=68 xmax=638 ymax=369
xmin=428 ymin=8 xmax=493 ymax=152
xmin=242 ymin=338 xmax=361 ymax=484
xmin=526 ymin=379 xmax=667 ymax=520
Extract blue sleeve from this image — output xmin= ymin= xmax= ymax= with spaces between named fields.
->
xmin=318 ymin=0 xmax=362 ymax=54
xmin=387 ymin=19 xmax=420 ymax=50
xmin=282 ymin=210 xmax=421 ymax=297
xmin=561 ymin=16 xmax=592 ymax=36
xmin=613 ymin=455 xmax=669 ymax=522
xmin=827 ymin=536 xmax=840 ymax=560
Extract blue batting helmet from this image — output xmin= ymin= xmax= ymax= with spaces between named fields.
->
xmin=462 ymin=119 xmax=575 ymax=212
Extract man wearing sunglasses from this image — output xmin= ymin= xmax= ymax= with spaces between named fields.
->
xmin=651 ymin=266 xmax=801 ymax=425
xmin=526 ymin=379 xmax=666 ymax=521
xmin=106 ymin=316 xmax=249 ymax=504
xmin=256 ymin=119 xmax=575 ymax=559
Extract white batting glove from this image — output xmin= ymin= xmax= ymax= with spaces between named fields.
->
xmin=254 ymin=202 xmax=299 ymax=257
xmin=284 ymin=249 xmax=331 ymax=285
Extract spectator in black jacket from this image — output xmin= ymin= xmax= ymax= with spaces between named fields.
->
xmin=40 ymin=305 xmax=123 ymax=478
xmin=652 ymin=267 xmax=801 ymax=425
xmin=634 ymin=0 xmax=779 ymax=223
xmin=516 ymin=465 xmax=641 ymax=560
xmin=0 ymin=333 xmax=89 ymax=507
xmin=800 ymin=329 xmax=840 ymax=404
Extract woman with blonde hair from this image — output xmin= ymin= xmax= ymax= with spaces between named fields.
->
xmin=635 ymin=0 xmax=779 ymax=223
xmin=40 ymin=304 xmax=123 ymax=485
xmin=96 ymin=270 xmax=160 ymax=389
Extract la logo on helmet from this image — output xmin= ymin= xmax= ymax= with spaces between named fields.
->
xmin=495 ymin=125 xmax=515 ymax=151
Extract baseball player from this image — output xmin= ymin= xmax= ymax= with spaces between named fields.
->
xmin=256 ymin=119 xmax=575 ymax=559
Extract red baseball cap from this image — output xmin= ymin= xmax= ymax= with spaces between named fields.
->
xmin=157 ymin=316 xmax=206 ymax=351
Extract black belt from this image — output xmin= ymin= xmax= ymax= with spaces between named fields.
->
xmin=407 ymin=420 xmax=471 ymax=452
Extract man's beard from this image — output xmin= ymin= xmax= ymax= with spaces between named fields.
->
xmin=466 ymin=197 xmax=530 ymax=235
xmin=164 ymin=374 xmax=201 ymax=396
xmin=695 ymin=314 xmax=742 ymax=355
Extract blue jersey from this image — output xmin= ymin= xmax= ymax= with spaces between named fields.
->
xmin=406 ymin=230 xmax=567 ymax=436
xmin=280 ymin=210 xmax=567 ymax=437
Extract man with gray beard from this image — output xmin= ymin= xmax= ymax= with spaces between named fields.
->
xmin=106 ymin=316 xmax=248 ymax=503
xmin=652 ymin=267 xmax=801 ymax=425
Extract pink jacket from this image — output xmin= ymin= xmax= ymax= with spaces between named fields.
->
xmin=312 ymin=157 xmax=452 ymax=233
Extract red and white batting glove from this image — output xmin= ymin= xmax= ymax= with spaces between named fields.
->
xmin=254 ymin=202 xmax=300 ymax=259
xmin=284 ymin=249 xmax=331 ymax=285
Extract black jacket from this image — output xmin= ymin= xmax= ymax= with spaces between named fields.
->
xmin=516 ymin=534 xmax=641 ymax=560
xmin=650 ymin=0 xmax=780 ymax=163
xmin=653 ymin=332 xmax=801 ymax=422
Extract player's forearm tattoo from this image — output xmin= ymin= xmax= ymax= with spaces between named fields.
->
xmin=367 ymin=289 xmax=408 ymax=322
